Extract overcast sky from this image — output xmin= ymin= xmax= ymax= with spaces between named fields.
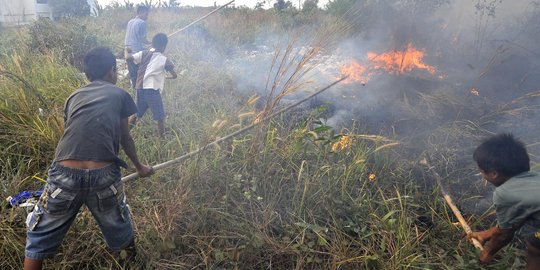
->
xmin=96 ymin=0 xmax=331 ymax=8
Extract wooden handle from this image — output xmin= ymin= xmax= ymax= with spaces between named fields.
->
xmin=121 ymin=77 xmax=348 ymax=183
xmin=442 ymin=194 xmax=484 ymax=250
xmin=424 ymin=159 xmax=484 ymax=251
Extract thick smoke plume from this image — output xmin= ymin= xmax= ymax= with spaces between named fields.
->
xmin=182 ymin=1 xmax=540 ymax=213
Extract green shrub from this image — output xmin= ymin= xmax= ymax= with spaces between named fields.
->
xmin=28 ymin=19 xmax=103 ymax=70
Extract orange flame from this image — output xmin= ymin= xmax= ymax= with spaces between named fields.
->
xmin=367 ymin=43 xmax=436 ymax=75
xmin=339 ymin=43 xmax=437 ymax=84
xmin=340 ymin=61 xmax=370 ymax=84
xmin=470 ymin=87 xmax=480 ymax=96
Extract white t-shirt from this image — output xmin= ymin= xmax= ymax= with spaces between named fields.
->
xmin=133 ymin=49 xmax=174 ymax=92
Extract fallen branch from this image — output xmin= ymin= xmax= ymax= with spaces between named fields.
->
xmin=122 ymin=76 xmax=348 ymax=182
xmin=422 ymin=158 xmax=484 ymax=250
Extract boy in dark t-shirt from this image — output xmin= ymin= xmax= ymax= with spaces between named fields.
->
xmin=469 ymin=133 xmax=540 ymax=269
xmin=23 ymin=47 xmax=153 ymax=270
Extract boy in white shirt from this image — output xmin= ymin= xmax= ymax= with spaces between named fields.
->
xmin=125 ymin=33 xmax=177 ymax=137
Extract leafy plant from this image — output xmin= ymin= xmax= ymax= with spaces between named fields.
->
xmin=28 ymin=19 xmax=105 ymax=70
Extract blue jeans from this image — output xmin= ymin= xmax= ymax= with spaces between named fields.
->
xmin=25 ymin=163 xmax=134 ymax=260
xmin=127 ymin=60 xmax=139 ymax=89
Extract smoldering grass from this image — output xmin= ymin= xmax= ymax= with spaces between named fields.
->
xmin=2 ymin=4 xmax=531 ymax=269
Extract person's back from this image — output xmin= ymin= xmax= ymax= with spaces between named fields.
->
xmin=56 ymin=81 xmax=136 ymax=168
xmin=23 ymin=47 xmax=152 ymax=270
xmin=125 ymin=33 xmax=177 ymax=137
xmin=133 ymin=48 xmax=173 ymax=92
xmin=124 ymin=5 xmax=150 ymax=88
xmin=493 ymin=171 xmax=540 ymax=238
xmin=125 ymin=17 xmax=147 ymax=53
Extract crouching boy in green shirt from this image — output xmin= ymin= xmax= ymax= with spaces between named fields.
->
xmin=469 ymin=133 xmax=540 ymax=269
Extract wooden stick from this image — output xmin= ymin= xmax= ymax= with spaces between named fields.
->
xmin=168 ymin=0 xmax=235 ymax=38
xmin=121 ymin=76 xmax=348 ymax=182
xmin=424 ymin=159 xmax=484 ymax=250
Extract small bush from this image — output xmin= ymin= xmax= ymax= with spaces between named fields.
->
xmin=28 ymin=19 xmax=103 ymax=70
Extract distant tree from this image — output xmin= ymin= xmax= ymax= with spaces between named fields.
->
xmin=302 ymin=0 xmax=318 ymax=11
xmin=159 ymin=0 xmax=180 ymax=8
xmin=325 ymin=0 xmax=358 ymax=17
xmin=107 ymin=0 xmax=134 ymax=9
xmin=93 ymin=0 xmax=105 ymax=15
xmin=274 ymin=0 xmax=293 ymax=11
xmin=395 ymin=0 xmax=450 ymax=15
xmin=49 ymin=0 xmax=90 ymax=17
xmin=140 ymin=0 xmax=159 ymax=8
xmin=255 ymin=0 xmax=267 ymax=10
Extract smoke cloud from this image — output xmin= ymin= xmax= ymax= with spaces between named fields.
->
xmin=179 ymin=0 xmax=540 ymax=213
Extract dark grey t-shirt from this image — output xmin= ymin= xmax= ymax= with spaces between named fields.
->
xmin=54 ymin=80 xmax=137 ymax=168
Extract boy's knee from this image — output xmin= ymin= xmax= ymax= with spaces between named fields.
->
xmin=526 ymin=240 xmax=540 ymax=269
xmin=527 ymin=240 xmax=540 ymax=256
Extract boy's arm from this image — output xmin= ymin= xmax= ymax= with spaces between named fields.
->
xmin=120 ymin=118 xmax=153 ymax=177
xmin=124 ymin=47 xmax=134 ymax=61
xmin=166 ymin=69 xmax=177 ymax=79
xmin=165 ymin=59 xmax=177 ymax=79
xmin=470 ymin=225 xmax=516 ymax=264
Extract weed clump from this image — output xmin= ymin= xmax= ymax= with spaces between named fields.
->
xmin=28 ymin=19 xmax=109 ymax=70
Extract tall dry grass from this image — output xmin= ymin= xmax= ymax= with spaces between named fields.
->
xmin=0 ymin=5 xmax=530 ymax=270
xmin=0 ymin=50 xmax=85 ymax=191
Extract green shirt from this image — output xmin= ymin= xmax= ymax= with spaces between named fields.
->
xmin=494 ymin=171 xmax=540 ymax=236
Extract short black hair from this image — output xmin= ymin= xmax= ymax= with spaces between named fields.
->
xmin=83 ymin=47 xmax=116 ymax=81
xmin=152 ymin=33 xmax=168 ymax=50
xmin=137 ymin=5 xmax=149 ymax=14
xmin=473 ymin=133 xmax=530 ymax=177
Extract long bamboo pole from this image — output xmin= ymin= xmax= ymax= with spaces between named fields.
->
xmin=424 ymin=160 xmax=484 ymax=250
xmin=122 ymin=76 xmax=348 ymax=182
xmin=168 ymin=0 xmax=235 ymax=38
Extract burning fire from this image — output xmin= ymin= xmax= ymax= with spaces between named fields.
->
xmin=340 ymin=43 xmax=437 ymax=84
xmin=332 ymin=135 xmax=353 ymax=152
xmin=470 ymin=87 xmax=480 ymax=96
xmin=368 ymin=43 xmax=436 ymax=75
xmin=340 ymin=62 xmax=369 ymax=85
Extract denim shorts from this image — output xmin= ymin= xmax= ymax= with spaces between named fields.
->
xmin=25 ymin=163 xmax=134 ymax=260
xmin=127 ymin=60 xmax=139 ymax=89
xmin=136 ymin=89 xmax=165 ymax=120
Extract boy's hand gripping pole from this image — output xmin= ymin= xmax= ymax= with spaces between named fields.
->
xmin=121 ymin=76 xmax=348 ymax=183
